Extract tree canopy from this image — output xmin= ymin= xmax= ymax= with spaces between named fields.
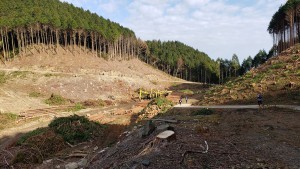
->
xmin=144 ymin=40 xmax=219 ymax=83
xmin=0 ymin=0 xmax=141 ymax=61
xmin=268 ymin=0 xmax=300 ymax=54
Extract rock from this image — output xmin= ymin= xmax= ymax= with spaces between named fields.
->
xmin=141 ymin=159 xmax=150 ymax=166
xmin=43 ymin=159 xmax=53 ymax=164
xmin=65 ymin=162 xmax=78 ymax=169
xmin=78 ymin=158 xmax=88 ymax=167
xmin=156 ymin=130 xmax=176 ymax=142
xmin=86 ymin=113 xmax=91 ymax=117
xmin=140 ymin=120 xmax=155 ymax=138
xmin=93 ymin=146 xmax=99 ymax=151
xmin=55 ymin=165 xmax=61 ymax=169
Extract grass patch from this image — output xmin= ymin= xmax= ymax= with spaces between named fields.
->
xmin=0 ymin=112 xmax=19 ymax=130
xmin=9 ymin=71 xmax=29 ymax=78
xmin=45 ymin=94 xmax=66 ymax=105
xmin=49 ymin=115 xmax=106 ymax=144
xmin=67 ymin=103 xmax=85 ymax=112
xmin=191 ymin=108 xmax=214 ymax=116
xmin=0 ymin=71 xmax=7 ymax=84
xmin=179 ymin=89 xmax=194 ymax=95
xmin=29 ymin=91 xmax=42 ymax=97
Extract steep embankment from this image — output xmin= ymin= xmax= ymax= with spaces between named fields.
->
xmin=196 ymin=45 xmax=300 ymax=105
xmin=0 ymin=46 xmax=182 ymax=113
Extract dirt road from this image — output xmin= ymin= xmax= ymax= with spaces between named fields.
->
xmin=174 ymin=104 xmax=300 ymax=111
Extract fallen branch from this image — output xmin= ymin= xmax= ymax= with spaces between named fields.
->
xmin=180 ymin=141 xmax=208 ymax=164
xmin=65 ymin=153 xmax=87 ymax=158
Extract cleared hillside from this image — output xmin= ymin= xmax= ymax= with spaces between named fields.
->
xmin=0 ymin=46 xmax=182 ymax=113
xmin=196 ymin=44 xmax=300 ymax=105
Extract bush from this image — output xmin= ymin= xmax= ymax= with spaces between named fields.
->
xmin=14 ymin=129 xmax=66 ymax=164
xmin=17 ymin=128 xmax=48 ymax=145
xmin=191 ymin=108 xmax=214 ymax=116
xmin=49 ymin=115 xmax=106 ymax=144
xmin=45 ymin=94 xmax=66 ymax=105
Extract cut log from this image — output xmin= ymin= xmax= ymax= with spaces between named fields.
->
xmin=156 ymin=130 xmax=176 ymax=142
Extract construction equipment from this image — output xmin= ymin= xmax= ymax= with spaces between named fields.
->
xmin=139 ymin=88 xmax=172 ymax=100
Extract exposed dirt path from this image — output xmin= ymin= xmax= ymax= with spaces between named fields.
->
xmin=174 ymin=104 xmax=300 ymax=111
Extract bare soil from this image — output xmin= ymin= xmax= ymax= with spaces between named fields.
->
xmin=87 ymin=107 xmax=300 ymax=169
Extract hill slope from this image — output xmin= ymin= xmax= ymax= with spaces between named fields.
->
xmin=0 ymin=46 xmax=182 ymax=113
xmin=196 ymin=44 xmax=300 ymax=105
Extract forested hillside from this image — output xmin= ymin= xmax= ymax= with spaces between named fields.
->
xmin=144 ymin=40 xmax=219 ymax=83
xmin=0 ymin=0 xmax=146 ymax=61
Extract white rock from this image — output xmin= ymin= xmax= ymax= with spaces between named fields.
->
xmin=65 ymin=162 xmax=78 ymax=169
xmin=93 ymin=146 xmax=99 ymax=151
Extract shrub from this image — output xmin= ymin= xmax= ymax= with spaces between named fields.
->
xmin=45 ymin=94 xmax=66 ymax=105
xmin=191 ymin=108 xmax=214 ymax=116
xmin=14 ymin=129 xmax=66 ymax=164
xmin=49 ymin=115 xmax=106 ymax=144
xmin=17 ymin=127 xmax=48 ymax=145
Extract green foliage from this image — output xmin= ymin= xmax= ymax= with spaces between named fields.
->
xmin=153 ymin=97 xmax=173 ymax=108
xmin=29 ymin=91 xmax=42 ymax=97
xmin=49 ymin=115 xmax=106 ymax=144
xmin=17 ymin=127 xmax=48 ymax=145
xmin=145 ymin=40 xmax=219 ymax=83
xmin=45 ymin=94 xmax=66 ymax=105
xmin=191 ymin=108 xmax=214 ymax=116
xmin=292 ymin=55 xmax=299 ymax=61
xmin=67 ymin=103 xmax=85 ymax=112
xmin=271 ymin=63 xmax=285 ymax=69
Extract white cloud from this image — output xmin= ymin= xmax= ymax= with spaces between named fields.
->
xmin=60 ymin=0 xmax=286 ymax=61
xmin=121 ymin=0 xmax=286 ymax=61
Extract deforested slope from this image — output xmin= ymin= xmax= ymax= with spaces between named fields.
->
xmin=196 ymin=44 xmax=300 ymax=105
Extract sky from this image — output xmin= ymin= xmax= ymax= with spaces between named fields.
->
xmin=60 ymin=0 xmax=286 ymax=62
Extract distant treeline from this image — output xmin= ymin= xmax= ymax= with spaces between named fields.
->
xmin=0 ymin=0 xmax=146 ymax=61
xmin=268 ymin=0 xmax=300 ymax=54
xmin=144 ymin=40 xmax=219 ymax=83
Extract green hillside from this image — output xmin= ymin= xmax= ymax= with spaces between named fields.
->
xmin=144 ymin=40 xmax=219 ymax=83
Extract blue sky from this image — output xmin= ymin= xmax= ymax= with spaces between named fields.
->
xmin=60 ymin=0 xmax=286 ymax=62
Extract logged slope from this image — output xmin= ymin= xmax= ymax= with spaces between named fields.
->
xmin=196 ymin=44 xmax=300 ymax=105
xmin=0 ymin=46 xmax=182 ymax=113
